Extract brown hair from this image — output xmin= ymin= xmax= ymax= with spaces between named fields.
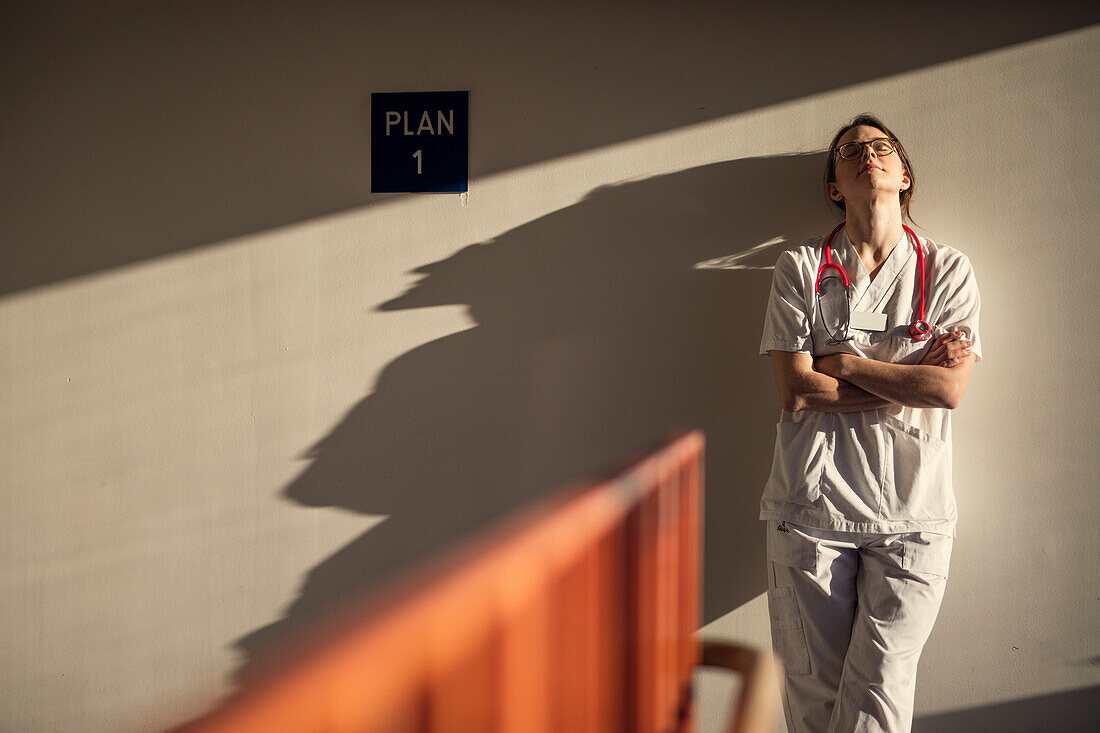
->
xmin=824 ymin=113 xmax=916 ymax=224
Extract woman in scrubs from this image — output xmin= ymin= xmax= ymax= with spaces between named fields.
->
xmin=759 ymin=114 xmax=981 ymax=733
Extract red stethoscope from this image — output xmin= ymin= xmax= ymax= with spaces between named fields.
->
xmin=815 ymin=221 xmax=931 ymax=342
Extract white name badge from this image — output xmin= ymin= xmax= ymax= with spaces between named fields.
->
xmin=850 ymin=311 xmax=888 ymax=332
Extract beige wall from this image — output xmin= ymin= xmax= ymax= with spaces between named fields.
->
xmin=2 ymin=4 xmax=1097 ymax=731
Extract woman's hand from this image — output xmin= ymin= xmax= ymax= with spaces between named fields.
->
xmin=920 ymin=330 xmax=972 ymax=368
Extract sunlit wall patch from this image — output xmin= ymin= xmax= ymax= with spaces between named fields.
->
xmin=694 ymin=237 xmax=786 ymax=270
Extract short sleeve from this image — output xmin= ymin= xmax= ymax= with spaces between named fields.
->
xmin=760 ymin=249 xmax=813 ymax=356
xmin=932 ymin=253 xmax=983 ymax=362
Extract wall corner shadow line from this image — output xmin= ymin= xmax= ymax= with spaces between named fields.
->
xmin=913 ymin=685 xmax=1100 ymax=732
xmin=219 ymin=152 xmax=836 ymax=700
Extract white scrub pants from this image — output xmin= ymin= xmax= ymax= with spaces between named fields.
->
xmin=766 ymin=521 xmax=951 ymax=733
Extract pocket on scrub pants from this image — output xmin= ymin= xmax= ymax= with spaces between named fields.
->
xmin=767 ymin=585 xmax=811 ymax=675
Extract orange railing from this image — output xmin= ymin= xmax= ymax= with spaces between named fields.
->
xmin=177 ymin=431 xmax=773 ymax=733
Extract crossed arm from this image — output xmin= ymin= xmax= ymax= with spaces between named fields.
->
xmin=770 ymin=331 xmax=976 ymax=413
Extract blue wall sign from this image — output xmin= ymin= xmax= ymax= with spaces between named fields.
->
xmin=371 ymin=91 xmax=468 ymax=193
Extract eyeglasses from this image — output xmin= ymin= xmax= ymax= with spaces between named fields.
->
xmin=833 ymin=138 xmax=897 ymax=160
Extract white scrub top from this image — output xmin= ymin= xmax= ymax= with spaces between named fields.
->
xmin=759 ymin=229 xmax=982 ymax=535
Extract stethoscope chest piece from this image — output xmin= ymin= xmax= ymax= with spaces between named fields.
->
xmin=908 ymin=319 xmax=932 ymax=341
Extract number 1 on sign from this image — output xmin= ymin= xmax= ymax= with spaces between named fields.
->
xmin=412 ymin=149 xmax=422 ymax=175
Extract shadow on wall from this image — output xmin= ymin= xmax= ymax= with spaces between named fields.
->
xmin=4 ymin=2 xmax=1098 ymax=295
xmin=228 ymin=153 xmax=838 ymax=688
xmin=913 ymin=685 xmax=1100 ymax=732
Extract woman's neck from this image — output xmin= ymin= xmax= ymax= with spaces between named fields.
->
xmin=844 ymin=202 xmax=904 ymax=275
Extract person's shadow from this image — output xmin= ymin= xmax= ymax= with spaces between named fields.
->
xmin=230 ymin=152 xmax=837 ymax=685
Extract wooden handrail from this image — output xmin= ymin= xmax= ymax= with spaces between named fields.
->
xmin=700 ymin=640 xmax=782 ymax=733
xmin=174 ymin=431 xmax=771 ymax=733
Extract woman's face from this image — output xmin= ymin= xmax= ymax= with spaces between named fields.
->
xmin=828 ymin=125 xmax=910 ymax=208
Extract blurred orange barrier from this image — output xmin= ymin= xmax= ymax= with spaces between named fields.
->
xmin=176 ymin=431 xmax=773 ymax=733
